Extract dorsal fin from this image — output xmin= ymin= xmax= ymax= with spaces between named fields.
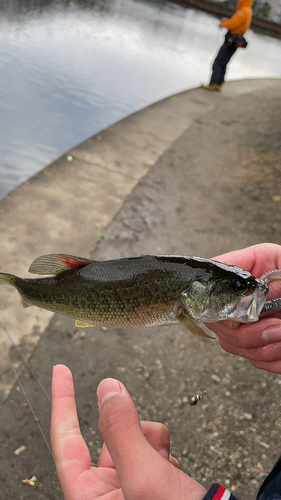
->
xmin=28 ymin=254 xmax=93 ymax=276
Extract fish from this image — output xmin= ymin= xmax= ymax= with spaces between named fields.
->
xmin=0 ymin=253 xmax=270 ymax=339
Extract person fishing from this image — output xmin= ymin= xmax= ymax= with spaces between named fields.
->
xmin=202 ymin=0 xmax=253 ymax=92
xmin=51 ymin=243 xmax=281 ymax=500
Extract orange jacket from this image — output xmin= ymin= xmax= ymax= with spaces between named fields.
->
xmin=221 ymin=0 xmax=253 ymax=34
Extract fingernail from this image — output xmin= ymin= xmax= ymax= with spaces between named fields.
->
xmin=169 ymin=454 xmax=181 ymax=469
xmin=262 ymin=324 xmax=281 ymax=344
xmin=97 ymin=378 xmax=123 ymax=407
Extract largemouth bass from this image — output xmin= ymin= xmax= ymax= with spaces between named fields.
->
xmin=0 ymin=253 xmax=269 ymax=339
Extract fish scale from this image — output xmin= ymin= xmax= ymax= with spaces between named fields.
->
xmin=0 ymin=253 xmax=271 ymax=338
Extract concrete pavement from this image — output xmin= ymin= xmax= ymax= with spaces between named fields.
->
xmin=0 ymin=78 xmax=281 ymax=500
xmin=0 ymin=77 xmax=280 ymax=398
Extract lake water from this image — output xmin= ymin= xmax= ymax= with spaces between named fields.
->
xmin=0 ymin=0 xmax=281 ymax=199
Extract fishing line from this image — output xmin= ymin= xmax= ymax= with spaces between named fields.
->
xmin=1 ymin=320 xmax=54 ymax=459
xmin=0 ymin=320 xmax=51 ymax=404
xmin=1 ymin=320 xmax=102 ymax=467
xmin=6 ymin=345 xmax=54 ymax=459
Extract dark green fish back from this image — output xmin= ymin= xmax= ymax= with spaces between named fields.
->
xmin=1 ymin=255 xmax=259 ymax=328
xmin=8 ymin=256 xmax=195 ymax=326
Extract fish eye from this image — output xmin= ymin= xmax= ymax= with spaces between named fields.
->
xmin=232 ymin=279 xmax=248 ymax=294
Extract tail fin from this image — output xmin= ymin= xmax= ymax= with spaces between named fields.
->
xmin=0 ymin=272 xmax=30 ymax=308
xmin=0 ymin=272 xmax=17 ymax=287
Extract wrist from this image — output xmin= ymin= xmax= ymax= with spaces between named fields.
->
xmin=203 ymin=483 xmax=238 ymax=500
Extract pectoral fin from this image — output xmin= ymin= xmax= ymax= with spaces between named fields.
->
xmin=175 ymin=308 xmax=214 ymax=339
xmin=75 ymin=320 xmax=95 ymax=328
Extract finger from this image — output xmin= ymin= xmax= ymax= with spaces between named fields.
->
xmin=169 ymin=454 xmax=181 ymax=469
xmin=141 ymin=421 xmax=170 ymax=457
xmin=51 ymin=365 xmax=92 ymax=498
xmin=97 ymin=378 xmax=206 ymax=500
xmin=98 ymin=379 xmax=155 ymax=482
xmin=99 ymin=445 xmax=180 ymax=470
xmin=250 ymin=359 xmax=281 ymax=374
xmin=213 ymin=247 xmax=256 ymax=271
xmin=214 ymin=243 xmax=281 ymax=276
xmin=210 ymin=317 xmax=281 ymax=350
xmin=220 ymin=337 xmax=281 ymax=363
xmin=143 ymin=423 xmax=180 ymax=468
xmin=98 ymin=421 xmax=171 ymax=468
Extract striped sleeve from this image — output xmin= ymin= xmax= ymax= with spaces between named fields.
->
xmin=203 ymin=483 xmax=238 ymax=500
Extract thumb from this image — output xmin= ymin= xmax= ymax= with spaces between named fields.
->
xmin=98 ymin=378 xmax=169 ymax=499
xmin=97 ymin=378 xmax=151 ymax=470
xmin=97 ymin=379 xmax=206 ymax=500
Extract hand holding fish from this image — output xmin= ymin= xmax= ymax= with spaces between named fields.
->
xmin=209 ymin=243 xmax=281 ymax=373
xmin=51 ymin=365 xmax=207 ymax=500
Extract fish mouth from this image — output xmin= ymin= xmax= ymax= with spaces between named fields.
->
xmin=232 ymin=281 xmax=269 ymax=323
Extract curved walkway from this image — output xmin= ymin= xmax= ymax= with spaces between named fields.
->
xmin=0 ymin=77 xmax=280 ymax=399
xmin=0 ymin=78 xmax=281 ymax=500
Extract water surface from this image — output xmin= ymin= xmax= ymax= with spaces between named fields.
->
xmin=0 ymin=0 xmax=280 ymax=198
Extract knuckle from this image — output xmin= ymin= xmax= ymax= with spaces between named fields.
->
xmin=153 ymin=422 xmax=170 ymax=437
xmin=237 ymin=328 xmax=256 ymax=349
xmin=259 ymin=343 xmax=281 ymax=362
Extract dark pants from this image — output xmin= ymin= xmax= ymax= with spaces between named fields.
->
xmin=256 ymin=455 xmax=281 ymax=500
xmin=210 ymin=36 xmax=237 ymax=86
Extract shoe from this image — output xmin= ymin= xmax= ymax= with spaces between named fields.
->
xmin=201 ymin=83 xmax=222 ymax=91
